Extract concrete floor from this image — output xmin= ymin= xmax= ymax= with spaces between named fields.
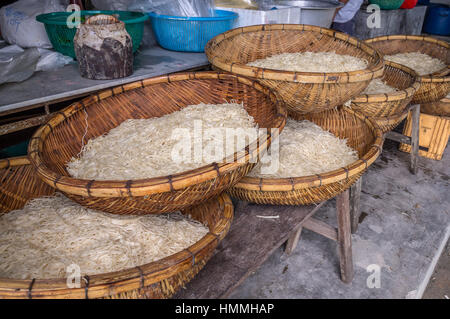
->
xmin=229 ymin=139 xmax=450 ymax=299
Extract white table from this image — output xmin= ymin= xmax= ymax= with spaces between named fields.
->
xmin=0 ymin=46 xmax=209 ymax=116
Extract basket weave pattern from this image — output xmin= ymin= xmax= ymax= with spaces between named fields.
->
xmin=351 ymin=61 xmax=420 ymax=118
xmin=229 ymin=107 xmax=383 ymax=205
xmin=0 ymin=157 xmax=233 ymax=299
xmin=0 ymin=157 xmax=55 ymax=215
xmin=229 ymin=174 xmax=363 ymax=205
xmin=365 ymin=35 xmax=450 ymax=105
xmin=206 ymin=24 xmax=384 ymax=115
xmin=367 ymin=106 xmax=410 ymax=133
xmin=28 ymin=72 xmax=286 ymax=215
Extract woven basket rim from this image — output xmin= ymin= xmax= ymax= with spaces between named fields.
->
xmin=0 ymin=157 xmax=234 ymax=299
xmin=357 ymin=104 xmax=411 ymax=134
xmin=205 ymin=24 xmax=385 ymax=84
xmin=27 ymin=72 xmax=287 ymax=198
xmin=351 ymin=61 xmax=421 ymax=103
xmin=0 ymin=155 xmax=30 ymax=170
xmin=367 ymin=104 xmax=411 ymax=123
xmin=365 ymin=34 xmax=450 ymax=81
xmin=233 ymin=107 xmax=383 ymax=192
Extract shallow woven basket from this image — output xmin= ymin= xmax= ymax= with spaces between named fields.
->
xmin=0 ymin=156 xmax=233 ymax=299
xmin=205 ymin=24 xmax=385 ymax=115
xmin=359 ymin=106 xmax=410 ymax=134
xmin=351 ymin=61 xmax=420 ymax=117
xmin=365 ymin=35 xmax=450 ymax=105
xmin=28 ymin=72 xmax=286 ymax=215
xmin=421 ymin=96 xmax=450 ymax=117
xmin=229 ymin=107 xmax=383 ymax=205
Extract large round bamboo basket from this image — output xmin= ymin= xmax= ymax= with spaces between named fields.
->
xmin=0 ymin=156 xmax=233 ymax=299
xmin=365 ymin=35 xmax=450 ymax=104
xmin=421 ymin=95 xmax=450 ymax=117
xmin=359 ymin=106 xmax=410 ymax=134
xmin=28 ymin=72 xmax=286 ymax=215
xmin=228 ymin=107 xmax=383 ymax=205
xmin=205 ymin=24 xmax=385 ymax=115
xmin=350 ymin=61 xmax=420 ymax=117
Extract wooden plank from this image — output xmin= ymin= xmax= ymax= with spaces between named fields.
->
xmin=284 ymin=226 xmax=303 ymax=255
xmin=303 ymin=217 xmax=338 ymax=241
xmin=400 ymin=109 xmax=450 ymax=161
xmin=0 ymin=114 xmax=53 ymax=136
xmin=385 ymin=131 xmax=412 ymax=144
xmin=174 ymin=201 xmax=324 ymax=299
xmin=336 ymin=190 xmax=354 ymax=284
xmin=350 ymin=177 xmax=362 ymax=234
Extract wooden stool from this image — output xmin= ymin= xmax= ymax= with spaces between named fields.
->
xmin=384 ymin=104 xmax=421 ymax=174
xmin=284 ymin=189 xmax=355 ymax=284
xmin=176 ymin=196 xmax=357 ymax=298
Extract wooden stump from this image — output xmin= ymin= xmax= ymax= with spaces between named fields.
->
xmin=74 ymin=14 xmax=133 ymax=80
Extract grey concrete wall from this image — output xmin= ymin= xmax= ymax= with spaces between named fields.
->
xmin=354 ymin=5 xmax=428 ymax=40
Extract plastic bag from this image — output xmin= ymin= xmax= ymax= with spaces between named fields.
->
xmin=0 ymin=39 xmax=7 ymax=50
xmin=0 ymin=45 xmax=40 ymax=85
xmin=129 ymin=0 xmax=215 ymax=17
xmin=214 ymin=0 xmax=258 ymax=9
xmin=90 ymin=0 xmax=133 ymax=10
xmin=0 ymin=0 xmax=66 ymax=48
xmin=35 ymin=48 xmax=73 ymax=72
xmin=254 ymin=0 xmax=277 ymax=10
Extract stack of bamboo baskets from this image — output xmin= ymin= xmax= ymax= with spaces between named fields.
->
xmin=1 ymin=72 xmax=286 ymax=298
xmin=366 ymin=35 xmax=450 ymax=160
xmin=1 ymin=25 xmax=448 ymax=299
xmin=0 ymin=156 xmax=234 ymax=299
xmin=206 ymin=24 xmax=418 ymax=204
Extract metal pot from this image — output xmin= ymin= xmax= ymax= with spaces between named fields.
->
xmin=274 ymin=0 xmax=344 ymax=28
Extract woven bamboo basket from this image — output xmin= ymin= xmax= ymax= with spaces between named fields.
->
xmin=365 ymin=35 xmax=450 ymax=105
xmin=350 ymin=61 xmax=420 ymax=117
xmin=205 ymin=24 xmax=385 ymax=115
xmin=228 ymin=107 xmax=383 ymax=205
xmin=420 ymin=95 xmax=450 ymax=117
xmin=0 ymin=156 xmax=233 ymax=299
xmin=28 ymin=72 xmax=286 ymax=215
xmin=358 ymin=106 xmax=410 ymax=134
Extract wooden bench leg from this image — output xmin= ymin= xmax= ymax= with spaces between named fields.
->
xmin=284 ymin=226 xmax=303 ymax=255
xmin=336 ymin=189 xmax=354 ymax=284
xmin=349 ymin=177 xmax=362 ymax=234
xmin=410 ymin=104 xmax=420 ymax=175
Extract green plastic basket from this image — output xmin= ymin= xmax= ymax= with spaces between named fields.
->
xmin=369 ymin=0 xmax=404 ymax=10
xmin=36 ymin=10 xmax=149 ymax=58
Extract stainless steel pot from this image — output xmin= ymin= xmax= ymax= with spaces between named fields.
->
xmin=274 ymin=0 xmax=344 ymax=28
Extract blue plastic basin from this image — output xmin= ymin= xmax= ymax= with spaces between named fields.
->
xmin=148 ymin=10 xmax=238 ymax=52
